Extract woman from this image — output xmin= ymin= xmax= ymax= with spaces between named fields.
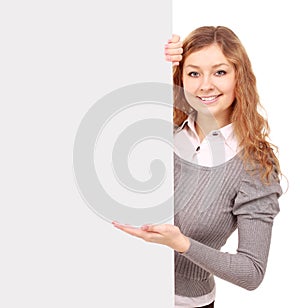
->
xmin=113 ymin=26 xmax=282 ymax=308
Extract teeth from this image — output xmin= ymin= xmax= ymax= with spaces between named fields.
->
xmin=200 ymin=96 xmax=217 ymax=101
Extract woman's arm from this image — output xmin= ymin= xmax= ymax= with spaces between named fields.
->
xmin=181 ymin=215 xmax=276 ymax=291
xmin=113 ymin=170 xmax=281 ymax=291
xmin=178 ymin=170 xmax=282 ymax=291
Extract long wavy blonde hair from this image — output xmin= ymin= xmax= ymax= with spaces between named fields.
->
xmin=173 ymin=26 xmax=281 ymax=181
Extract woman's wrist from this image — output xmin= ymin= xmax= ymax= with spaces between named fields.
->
xmin=175 ymin=235 xmax=191 ymax=253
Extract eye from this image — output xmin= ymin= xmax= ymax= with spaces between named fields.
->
xmin=215 ymin=70 xmax=226 ymax=76
xmin=188 ymin=71 xmax=200 ymax=78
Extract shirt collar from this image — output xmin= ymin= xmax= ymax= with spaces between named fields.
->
xmin=175 ymin=112 xmax=236 ymax=148
xmin=174 ymin=111 xmax=196 ymax=133
xmin=219 ymin=122 xmax=235 ymax=141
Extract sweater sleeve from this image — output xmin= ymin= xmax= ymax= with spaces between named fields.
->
xmin=180 ymin=168 xmax=282 ymax=291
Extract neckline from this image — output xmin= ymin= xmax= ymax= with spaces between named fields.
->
xmin=174 ymin=151 xmax=242 ymax=171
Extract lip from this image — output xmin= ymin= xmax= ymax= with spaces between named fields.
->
xmin=197 ymin=94 xmax=221 ymax=105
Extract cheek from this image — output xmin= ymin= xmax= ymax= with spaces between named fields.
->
xmin=182 ymin=86 xmax=199 ymax=109
xmin=230 ymin=83 xmax=237 ymax=99
xmin=221 ymin=79 xmax=236 ymax=97
xmin=182 ymin=77 xmax=198 ymax=93
xmin=225 ymin=85 xmax=236 ymax=98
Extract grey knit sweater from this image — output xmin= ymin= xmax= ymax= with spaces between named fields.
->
xmin=174 ymin=152 xmax=282 ymax=297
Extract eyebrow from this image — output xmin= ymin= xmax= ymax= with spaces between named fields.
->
xmin=185 ymin=63 xmax=230 ymax=69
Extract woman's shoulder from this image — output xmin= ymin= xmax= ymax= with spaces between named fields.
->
xmin=235 ymin=156 xmax=282 ymax=202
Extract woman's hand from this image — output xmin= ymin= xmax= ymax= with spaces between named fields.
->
xmin=164 ymin=34 xmax=183 ymax=66
xmin=112 ymin=222 xmax=190 ymax=253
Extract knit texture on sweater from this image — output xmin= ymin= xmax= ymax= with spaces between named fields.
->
xmin=174 ymin=153 xmax=282 ymax=297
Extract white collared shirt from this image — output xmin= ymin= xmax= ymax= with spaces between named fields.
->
xmin=174 ymin=114 xmax=240 ymax=167
xmin=174 ymin=114 xmax=240 ymax=307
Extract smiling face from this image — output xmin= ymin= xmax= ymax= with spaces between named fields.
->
xmin=182 ymin=44 xmax=236 ymax=127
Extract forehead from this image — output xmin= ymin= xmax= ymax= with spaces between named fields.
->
xmin=184 ymin=44 xmax=231 ymax=67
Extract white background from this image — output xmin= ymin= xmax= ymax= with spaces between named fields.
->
xmin=1 ymin=0 xmax=298 ymax=308
xmin=174 ymin=0 xmax=299 ymax=306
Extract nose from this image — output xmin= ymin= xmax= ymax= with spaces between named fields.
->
xmin=199 ymin=75 xmax=214 ymax=92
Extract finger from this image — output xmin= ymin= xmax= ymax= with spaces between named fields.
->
xmin=141 ymin=224 xmax=159 ymax=232
xmin=114 ymin=223 xmax=164 ymax=244
xmin=168 ymin=34 xmax=180 ymax=43
xmin=165 ymin=41 xmax=183 ymax=50
xmin=113 ymin=223 xmax=147 ymax=238
xmin=141 ymin=223 xmax=174 ymax=233
xmin=165 ymin=47 xmax=183 ymax=56
xmin=165 ymin=54 xmax=183 ymax=63
xmin=166 ymin=41 xmax=183 ymax=49
xmin=112 ymin=221 xmax=138 ymax=229
xmin=112 ymin=221 xmax=141 ymax=234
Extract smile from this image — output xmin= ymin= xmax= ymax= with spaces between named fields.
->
xmin=197 ymin=95 xmax=221 ymax=104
